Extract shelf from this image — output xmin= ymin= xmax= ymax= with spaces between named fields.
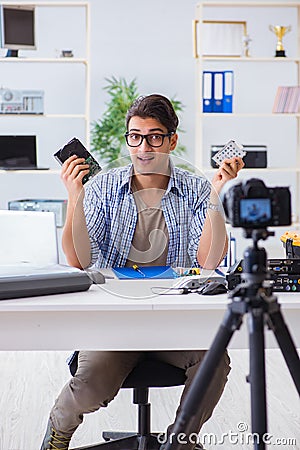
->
xmin=0 ymin=114 xmax=86 ymax=118
xmin=201 ymin=57 xmax=300 ymax=63
xmin=0 ymin=169 xmax=61 ymax=174
xmin=0 ymin=57 xmax=87 ymax=64
xmin=195 ymin=0 xmax=300 ymax=231
xmin=200 ymin=113 xmax=300 ymax=118
xmin=201 ymin=1 xmax=300 ymax=7
xmin=1 ymin=1 xmax=88 ymax=6
xmin=0 ymin=1 xmax=90 ymax=153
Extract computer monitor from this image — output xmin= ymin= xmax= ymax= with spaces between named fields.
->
xmin=0 ymin=5 xmax=35 ymax=57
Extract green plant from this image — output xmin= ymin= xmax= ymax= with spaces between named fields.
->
xmin=90 ymin=76 xmax=186 ymax=167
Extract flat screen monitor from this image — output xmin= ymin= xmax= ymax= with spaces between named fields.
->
xmin=0 ymin=5 xmax=35 ymax=57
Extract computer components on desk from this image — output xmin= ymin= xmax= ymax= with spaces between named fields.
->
xmin=227 ymin=259 xmax=300 ymax=292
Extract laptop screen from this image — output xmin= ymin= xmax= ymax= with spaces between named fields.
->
xmin=0 ymin=210 xmax=58 ymax=265
xmin=0 ymin=135 xmax=37 ymax=168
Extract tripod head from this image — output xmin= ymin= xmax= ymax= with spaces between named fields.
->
xmin=230 ymin=228 xmax=275 ymax=300
xmin=242 ymin=228 xmax=274 ymax=283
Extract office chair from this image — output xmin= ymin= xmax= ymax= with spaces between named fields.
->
xmin=69 ymin=352 xmax=187 ymax=450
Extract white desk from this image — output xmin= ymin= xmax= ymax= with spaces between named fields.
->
xmin=0 ymin=279 xmax=299 ymax=351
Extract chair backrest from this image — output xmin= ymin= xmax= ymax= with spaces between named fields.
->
xmin=0 ymin=209 xmax=58 ymax=265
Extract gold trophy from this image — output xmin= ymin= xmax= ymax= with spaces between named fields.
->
xmin=269 ymin=25 xmax=292 ymax=57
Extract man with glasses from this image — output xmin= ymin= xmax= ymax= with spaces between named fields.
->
xmin=41 ymin=94 xmax=244 ymax=449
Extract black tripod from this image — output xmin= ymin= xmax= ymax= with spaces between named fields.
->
xmin=165 ymin=229 xmax=300 ymax=450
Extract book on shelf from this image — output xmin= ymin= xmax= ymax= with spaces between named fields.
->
xmin=202 ymin=70 xmax=233 ymax=113
xmin=272 ymin=86 xmax=300 ymax=113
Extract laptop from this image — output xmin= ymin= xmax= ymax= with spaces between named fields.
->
xmin=0 ymin=135 xmax=49 ymax=170
xmin=0 ymin=210 xmax=92 ymax=299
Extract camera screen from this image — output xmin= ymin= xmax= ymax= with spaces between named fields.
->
xmin=240 ymin=198 xmax=271 ymax=225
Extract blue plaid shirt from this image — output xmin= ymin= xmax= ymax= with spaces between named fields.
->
xmin=84 ymin=162 xmax=211 ymax=268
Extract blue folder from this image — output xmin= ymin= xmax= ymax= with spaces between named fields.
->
xmin=203 ymin=70 xmax=234 ymax=113
xmin=112 ymin=266 xmax=178 ymax=280
xmin=202 ymin=71 xmax=213 ymax=112
xmin=212 ymin=72 xmax=224 ymax=112
xmin=223 ymin=70 xmax=233 ymax=113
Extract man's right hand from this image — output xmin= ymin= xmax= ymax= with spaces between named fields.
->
xmin=60 ymin=155 xmax=92 ymax=269
xmin=61 ymin=155 xmax=90 ymax=199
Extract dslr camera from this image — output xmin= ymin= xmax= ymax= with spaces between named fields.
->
xmin=222 ymin=178 xmax=291 ymax=228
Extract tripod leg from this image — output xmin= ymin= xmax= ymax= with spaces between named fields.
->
xmin=247 ymin=309 xmax=267 ymax=450
xmin=267 ymin=304 xmax=300 ymax=394
xmin=164 ymin=305 xmax=243 ymax=450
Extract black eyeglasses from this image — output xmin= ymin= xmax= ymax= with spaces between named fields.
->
xmin=124 ymin=132 xmax=174 ymax=148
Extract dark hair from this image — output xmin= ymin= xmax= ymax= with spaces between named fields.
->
xmin=125 ymin=94 xmax=179 ymax=133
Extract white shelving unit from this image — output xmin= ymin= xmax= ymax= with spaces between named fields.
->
xmin=193 ymin=1 xmax=300 ymax=230
xmin=0 ymin=2 xmax=90 ymax=262
xmin=0 ymin=1 xmax=90 ymax=168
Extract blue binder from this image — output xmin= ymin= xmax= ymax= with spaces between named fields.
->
xmin=202 ymin=71 xmax=213 ymax=112
xmin=202 ymin=70 xmax=234 ymax=113
xmin=212 ymin=72 xmax=224 ymax=112
xmin=223 ymin=70 xmax=233 ymax=113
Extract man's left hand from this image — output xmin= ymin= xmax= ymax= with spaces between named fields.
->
xmin=211 ymin=156 xmax=244 ymax=194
